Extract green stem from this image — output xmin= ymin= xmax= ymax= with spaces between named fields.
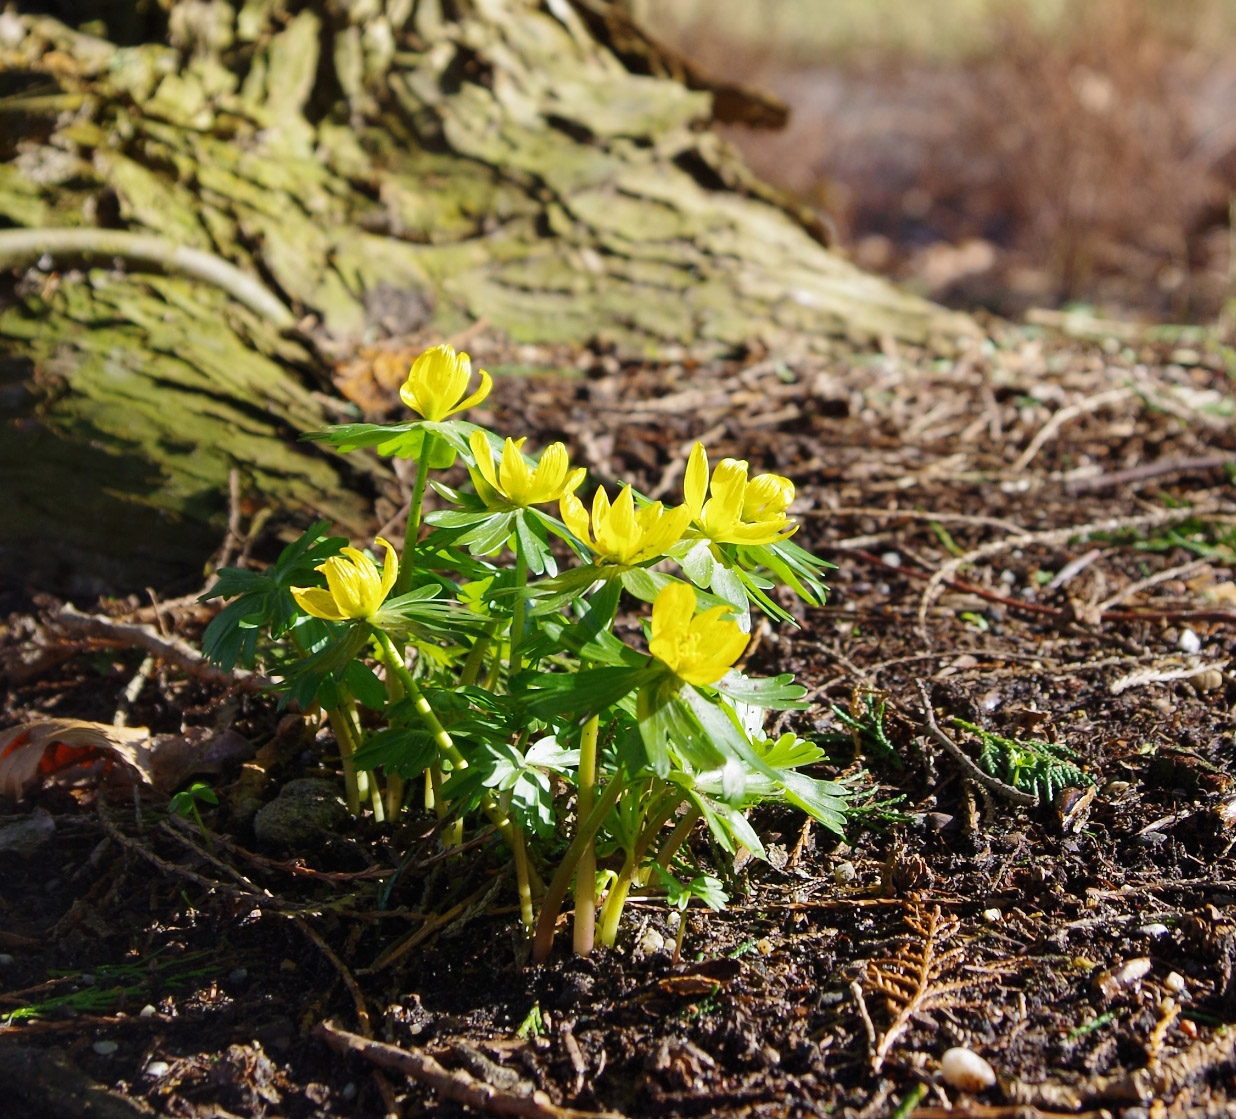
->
xmin=327 ymin=708 xmax=362 ymax=817
xmin=459 ymin=622 xmax=496 ymax=687
xmin=396 ymin=433 xmax=436 ymax=596
xmin=508 ymin=544 xmax=529 ymax=677
xmin=598 ymin=796 xmax=684 ymax=949
xmin=654 ymin=806 xmax=702 ymax=870
xmin=510 ymin=825 xmax=536 ymax=932
xmin=343 ymin=697 xmax=382 ymax=823
xmin=572 ymin=715 xmax=600 ymax=956
xmin=889 ymin=1082 xmax=929 ymax=1119
xmin=373 ymin=626 xmax=523 ymax=882
xmin=531 ymin=775 xmax=626 ymax=964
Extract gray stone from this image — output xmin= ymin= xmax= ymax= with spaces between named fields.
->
xmin=253 ymin=779 xmax=348 ymax=850
xmin=0 ymin=807 xmax=55 ymax=856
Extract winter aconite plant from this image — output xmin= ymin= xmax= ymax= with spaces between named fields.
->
xmin=203 ymin=344 xmax=844 ymax=960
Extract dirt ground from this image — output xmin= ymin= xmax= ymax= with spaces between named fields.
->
xmin=2 ymin=313 xmax=1235 ymax=1119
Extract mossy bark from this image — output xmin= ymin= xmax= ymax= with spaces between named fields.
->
xmin=0 ymin=2 xmax=976 ymax=593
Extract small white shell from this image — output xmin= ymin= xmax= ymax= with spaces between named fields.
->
xmin=1165 ymin=971 xmax=1186 ymax=994
xmin=940 ymin=1047 xmax=996 ymax=1092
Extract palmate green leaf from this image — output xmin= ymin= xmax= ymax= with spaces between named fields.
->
xmin=278 ymin=623 xmax=371 ymax=710
xmin=523 ymin=665 xmax=660 ymax=721
xmin=715 ymin=671 xmax=808 ymax=710
xmin=344 ymin=659 xmax=387 ymax=710
xmin=679 ymin=687 xmax=847 ymax=835
xmin=201 ymin=520 xmax=346 ymax=671
xmin=303 ymin=418 xmax=480 ymax=466
xmin=652 ymin=865 xmax=728 ymax=913
xmin=738 ymin=539 xmax=834 ymax=606
xmin=455 ymin=510 xmax=517 ymax=557
xmin=515 ymin=510 xmax=557 ymax=577
xmin=351 ymin=726 xmax=437 ymax=778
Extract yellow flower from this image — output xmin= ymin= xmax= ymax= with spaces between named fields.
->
xmin=683 ymin=442 xmax=796 ymax=546
xmin=399 ymin=344 xmax=492 ymax=422
xmin=469 ymin=431 xmax=585 ymax=507
xmin=560 ymin=484 xmax=691 ymax=565
xmin=648 ymin=582 xmax=748 ymax=686
xmin=291 ymin=538 xmax=398 ymax=621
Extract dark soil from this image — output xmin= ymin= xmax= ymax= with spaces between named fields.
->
xmin=3 ymin=320 xmax=1235 ymax=1118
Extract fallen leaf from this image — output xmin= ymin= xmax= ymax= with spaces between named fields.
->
xmin=0 ymin=719 xmax=253 ymax=800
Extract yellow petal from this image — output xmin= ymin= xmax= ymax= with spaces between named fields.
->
xmin=637 ymin=503 xmax=691 ymax=562
xmin=606 ymin=485 xmax=639 ymax=561
xmin=744 ymin=473 xmax=795 ymax=519
xmin=291 ymin=586 xmax=346 ymax=621
xmin=498 ymin=436 xmax=534 ymax=503
xmin=469 ymin=430 xmax=500 ymax=490
xmin=444 ymin=366 xmax=492 ymax=418
xmin=530 ymin=442 xmax=569 ymax=504
xmin=376 ymin=537 xmax=399 ymax=601
xmin=560 ymin=492 xmax=591 ymax=545
xmin=651 ymin=582 xmax=697 ymax=647
xmin=563 ymin=466 xmax=587 ymax=499
xmin=684 ymin=442 xmax=708 ymax=519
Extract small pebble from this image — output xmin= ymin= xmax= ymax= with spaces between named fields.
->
xmin=1177 ymin=628 xmax=1201 ymax=655
xmin=1165 ymin=971 xmax=1186 ymax=994
xmin=940 ymin=1047 xmax=996 ymax=1092
xmin=636 ymin=928 xmax=665 ymax=957
xmin=1136 ymin=923 xmax=1170 ymax=938
xmin=834 ymin=861 xmax=857 ymax=886
xmin=144 ymin=1060 xmax=170 ymax=1079
xmin=1094 ymin=956 xmax=1152 ymax=999
xmin=0 ymin=953 xmax=15 ymax=966
xmin=982 ymin=908 xmax=1002 ymax=923
xmin=92 ymin=1040 xmax=119 ymax=1057
xmin=139 ymin=1004 xmax=158 ymax=1019
xmin=880 ymin=551 xmax=902 ymax=568
xmin=341 ymin=1082 xmax=358 ymax=1101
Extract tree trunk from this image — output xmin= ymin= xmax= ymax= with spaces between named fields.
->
xmin=0 ymin=1 xmax=976 ymax=594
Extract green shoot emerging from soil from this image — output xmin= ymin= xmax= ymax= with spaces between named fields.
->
xmin=202 ymin=343 xmax=844 ymax=958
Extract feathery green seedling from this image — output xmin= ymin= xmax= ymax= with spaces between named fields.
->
xmin=953 ymin=718 xmax=1095 ymax=801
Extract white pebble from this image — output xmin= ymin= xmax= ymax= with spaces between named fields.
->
xmin=341 ymin=1082 xmax=358 ymax=1101
xmin=1177 ymin=628 xmax=1201 ymax=655
xmin=940 ymin=1047 xmax=996 ymax=1092
xmin=139 ymin=1004 xmax=158 ymax=1019
xmin=880 ymin=552 xmax=902 ymax=568
xmin=982 ymin=908 xmax=1002 ymax=923
xmin=144 ymin=1060 xmax=170 ymax=1079
xmin=0 ymin=953 xmax=14 ymax=966
xmin=92 ymin=1040 xmax=119 ymax=1056
xmin=1136 ymin=923 xmax=1170 ymax=938
xmin=636 ymin=927 xmax=665 ymax=957
xmin=834 ymin=861 xmax=857 ymax=886
xmin=1165 ymin=971 xmax=1186 ymax=994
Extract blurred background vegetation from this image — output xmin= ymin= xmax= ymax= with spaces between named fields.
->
xmin=640 ymin=0 xmax=1236 ymax=323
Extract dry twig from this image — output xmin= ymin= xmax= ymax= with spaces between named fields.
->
xmin=52 ymin=603 xmax=272 ymax=692
xmin=314 ymin=1020 xmax=629 ymax=1119
xmin=915 ymin=680 xmax=1038 ymax=806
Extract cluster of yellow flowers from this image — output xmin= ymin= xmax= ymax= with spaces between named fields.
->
xmin=293 ymin=344 xmax=802 ymax=686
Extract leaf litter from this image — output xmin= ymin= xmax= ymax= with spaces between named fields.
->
xmin=0 ymin=319 xmax=1235 ymax=1118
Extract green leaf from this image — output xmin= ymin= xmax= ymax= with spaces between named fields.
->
xmin=514 ymin=510 xmax=556 ymax=577
xmin=715 ymin=671 xmax=808 ymax=709
xmin=523 ymin=666 xmax=658 ymax=720
xmin=352 ymin=727 xmax=437 ymax=778
xmin=343 ymin=660 xmax=387 ymax=710
xmin=456 ymin=511 xmax=517 ymax=557
xmin=679 ymin=540 xmax=715 ymax=587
